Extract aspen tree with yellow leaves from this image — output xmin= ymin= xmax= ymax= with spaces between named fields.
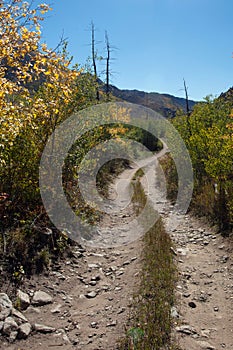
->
xmin=171 ymin=95 xmax=233 ymax=231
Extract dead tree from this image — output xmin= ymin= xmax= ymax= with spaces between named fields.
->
xmin=91 ymin=21 xmax=100 ymax=101
xmin=183 ymin=79 xmax=191 ymax=136
xmin=105 ymin=31 xmax=110 ymax=99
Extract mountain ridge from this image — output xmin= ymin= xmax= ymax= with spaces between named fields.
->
xmin=107 ymin=83 xmax=197 ymax=118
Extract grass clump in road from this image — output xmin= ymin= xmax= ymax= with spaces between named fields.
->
xmin=118 ymin=179 xmax=178 ymax=350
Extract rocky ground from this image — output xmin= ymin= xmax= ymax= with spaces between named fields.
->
xmin=0 ymin=153 xmax=232 ymax=349
xmin=170 ymin=214 xmax=233 ymax=350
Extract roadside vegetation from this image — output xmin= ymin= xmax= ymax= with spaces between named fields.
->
xmin=118 ymin=177 xmax=178 ymax=350
xmin=161 ymin=95 xmax=233 ymax=233
xmin=0 ymin=1 xmax=162 ymax=287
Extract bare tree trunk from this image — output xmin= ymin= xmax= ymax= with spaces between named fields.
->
xmin=183 ymin=79 xmax=191 ymax=136
xmin=91 ymin=22 xmax=100 ymax=101
xmin=105 ymin=31 xmax=110 ymax=100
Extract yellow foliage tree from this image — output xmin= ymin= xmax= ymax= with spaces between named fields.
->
xmin=0 ymin=0 xmax=82 ymax=204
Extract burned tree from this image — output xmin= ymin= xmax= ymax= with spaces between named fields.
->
xmin=91 ymin=21 xmax=100 ymax=101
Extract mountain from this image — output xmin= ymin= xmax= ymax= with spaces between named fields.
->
xmin=108 ymin=84 xmax=197 ymax=118
xmin=218 ymin=86 xmax=233 ymax=103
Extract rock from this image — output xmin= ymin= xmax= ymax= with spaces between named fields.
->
xmin=32 ymin=291 xmax=53 ymax=306
xmin=176 ymin=324 xmax=197 ymax=335
xmin=107 ymin=320 xmax=117 ymax=327
xmin=198 ymin=292 xmax=209 ymax=302
xmin=171 ymin=306 xmax=180 ymax=318
xmin=177 ymin=248 xmax=189 ymax=256
xmin=0 ymin=321 xmax=4 ymax=331
xmin=196 ymin=340 xmax=216 ymax=349
xmin=89 ymin=281 xmax=97 ymax=286
xmin=33 ymin=323 xmax=56 ymax=333
xmin=170 ymin=247 xmax=177 ymax=255
xmin=188 ymin=301 xmax=197 ymax=308
xmin=18 ymin=323 xmax=32 ymax=339
xmin=11 ymin=308 xmax=28 ymax=324
xmin=90 ymin=322 xmax=98 ymax=328
xmin=3 ymin=316 xmax=18 ymax=336
xmin=85 ymin=291 xmax=97 ymax=299
xmin=91 ymin=275 xmax=101 ymax=281
xmin=9 ymin=331 xmax=18 ymax=342
xmin=24 ymin=306 xmax=41 ymax=315
xmin=88 ymin=263 xmax=99 ymax=269
xmin=62 ymin=331 xmax=72 ymax=344
xmin=220 ymin=255 xmax=229 ymax=263
xmin=51 ymin=304 xmax=62 ymax=314
xmin=16 ymin=290 xmax=30 ymax=310
xmin=0 ymin=293 xmax=12 ymax=321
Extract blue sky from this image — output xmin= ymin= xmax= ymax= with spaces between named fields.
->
xmin=39 ymin=0 xmax=233 ymax=101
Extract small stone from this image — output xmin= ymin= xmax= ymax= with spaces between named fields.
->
xmin=32 ymin=291 xmax=53 ymax=306
xmin=11 ymin=308 xmax=28 ymax=324
xmin=183 ymin=292 xmax=191 ymax=298
xmin=51 ymin=304 xmax=62 ymax=314
xmin=188 ymin=301 xmax=197 ymax=308
xmin=9 ymin=331 xmax=18 ymax=342
xmin=220 ymin=256 xmax=229 ymax=263
xmin=213 ymin=306 xmax=219 ymax=312
xmin=0 ymin=293 xmax=12 ymax=321
xmin=18 ymin=323 xmax=32 ymax=339
xmin=177 ymin=248 xmax=188 ymax=256
xmin=89 ymin=281 xmax=97 ymax=286
xmin=171 ymin=306 xmax=179 ymax=318
xmin=56 ymin=329 xmax=72 ymax=344
xmin=3 ymin=317 xmax=18 ymax=336
xmin=176 ymin=324 xmax=197 ymax=335
xmin=34 ymin=323 xmax=56 ymax=333
xmin=90 ymin=322 xmax=98 ymax=328
xmin=115 ymin=287 xmax=122 ymax=291
xmin=91 ymin=275 xmax=101 ymax=281
xmin=24 ymin=306 xmax=41 ymax=315
xmin=197 ymin=340 xmax=215 ymax=349
xmin=88 ymin=264 xmax=99 ymax=269
xmin=201 ymin=329 xmax=211 ymax=338
xmin=198 ymin=293 xmax=208 ymax=302
xmin=107 ymin=320 xmax=117 ymax=327
xmin=117 ymin=307 xmax=126 ymax=314
xmin=131 ymin=257 xmax=137 ymax=261
xmin=85 ymin=291 xmax=97 ymax=299
xmin=16 ymin=290 xmax=30 ymax=310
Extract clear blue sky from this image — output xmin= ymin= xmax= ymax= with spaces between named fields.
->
xmin=39 ymin=0 xmax=233 ymax=101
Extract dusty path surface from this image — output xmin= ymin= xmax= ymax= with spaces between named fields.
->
xmin=1 ymin=148 xmax=233 ymax=350
xmin=169 ymin=214 xmax=233 ymax=350
xmin=0 ymin=160 xmax=147 ymax=350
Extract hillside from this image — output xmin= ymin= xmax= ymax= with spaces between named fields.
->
xmin=108 ymin=84 xmax=197 ymax=118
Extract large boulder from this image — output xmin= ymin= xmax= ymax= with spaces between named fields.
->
xmin=32 ymin=291 xmax=53 ymax=306
xmin=0 ymin=293 xmax=13 ymax=321
xmin=2 ymin=316 xmax=18 ymax=336
xmin=16 ymin=290 xmax=30 ymax=310
xmin=18 ymin=323 xmax=32 ymax=339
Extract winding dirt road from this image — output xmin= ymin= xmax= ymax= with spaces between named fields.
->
xmin=1 ymin=146 xmax=233 ymax=350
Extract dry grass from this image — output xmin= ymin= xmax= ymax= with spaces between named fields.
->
xmin=118 ymin=178 xmax=177 ymax=350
